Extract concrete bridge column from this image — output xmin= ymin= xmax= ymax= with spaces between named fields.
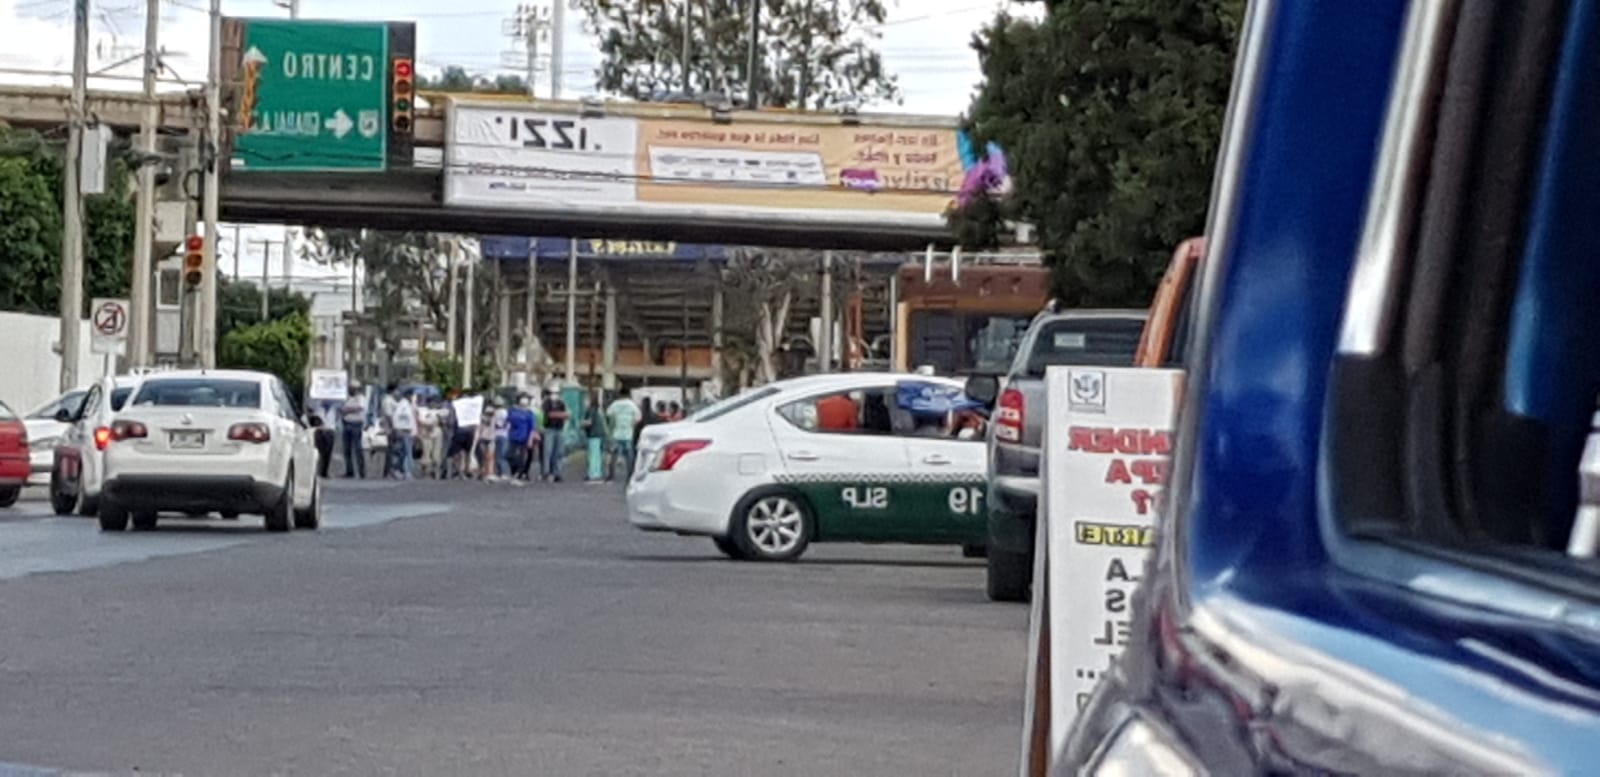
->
xmin=710 ymin=283 xmax=724 ymax=396
xmin=525 ymin=243 xmax=542 ymax=386
xmin=602 ymin=283 xmax=618 ymax=391
xmin=496 ymin=262 xmax=511 ymax=378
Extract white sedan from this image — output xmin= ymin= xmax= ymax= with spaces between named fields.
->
xmin=100 ymin=369 xmax=322 ymax=533
xmin=627 ymin=373 xmax=990 ymax=561
xmin=46 ymin=374 xmax=143 ymax=516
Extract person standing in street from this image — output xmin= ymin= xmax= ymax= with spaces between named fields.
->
xmin=605 ymin=391 xmax=641 ymax=481
xmin=583 ymin=391 xmax=608 ymax=483
xmin=633 ymin=397 xmax=655 ymax=450
xmin=541 ymin=388 xmax=571 ymax=482
xmin=390 ymin=390 xmax=418 ymax=480
xmin=340 ymin=384 xmax=367 ymax=479
xmin=490 ymin=397 xmax=511 ymax=482
xmin=313 ymin=400 xmax=337 ymax=479
xmin=417 ymin=397 xmax=442 ymax=479
xmin=447 ymin=392 xmax=478 ymax=480
xmin=507 ymin=394 xmax=536 ymax=483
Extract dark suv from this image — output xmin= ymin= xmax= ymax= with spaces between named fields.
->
xmin=966 ymin=307 xmax=1148 ymax=601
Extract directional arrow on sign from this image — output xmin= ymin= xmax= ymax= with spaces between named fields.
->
xmin=243 ymin=46 xmax=268 ymax=66
xmin=327 ymin=109 xmax=354 ymax=139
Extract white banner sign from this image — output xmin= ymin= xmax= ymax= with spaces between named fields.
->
xmin=444 ymin=103 xmax=640 ymax=210
xmin=1038 ymin=366 xmax=1183 ymax=756
xmin=308 ymin=369 xmax=349 ymax=401
xmin=452 ymin=395 xmax=485 ymax=427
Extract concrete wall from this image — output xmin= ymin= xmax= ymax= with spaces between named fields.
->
xmin=0 ymin=312 xmax=117 ymax=416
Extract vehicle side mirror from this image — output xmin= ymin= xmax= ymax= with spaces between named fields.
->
xmin=965 ymin=374 xmax=1000 ymax=409
xmin=53 ymin=408 xmax=74 ymax=423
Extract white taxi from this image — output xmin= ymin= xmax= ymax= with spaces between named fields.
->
xmin=46 ymin=374 xmax=143 ymax=516
xmin=100 ymin=369 xmax=321 ymax=533
xmin=627 ymin=373 xmax=990 ymax=561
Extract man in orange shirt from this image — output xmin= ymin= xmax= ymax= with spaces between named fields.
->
xmin=816 ymin=393 xmax=859 ymax=432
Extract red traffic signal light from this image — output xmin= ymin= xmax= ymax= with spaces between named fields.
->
xmin=392 ymin=57 xmax=415 ymax=134
xmin=183 ymin=235 xmax=204 ymax=286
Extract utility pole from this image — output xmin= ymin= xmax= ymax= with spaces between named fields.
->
xmin=258 ymin=240 xmax=279 ymax=320
xmin=549 ymin=0 xmax=564 ymax=99
xmin=505 ymin=4 xmax=550 ymax=99
xmin=58 ymin=0 xmax=90 ymax=392
xmin=127 ymin=0 xmax=161 ymax=369
xmin=525 ymin=12 xmax=539 ymax=99
xmin=446 ymin=250 xmax=458 ymax=357
xmin=231 ymin=224 xmax=242 ymax=279
xmin=680 ymin=0 xmax=693 ymax=94
xmin=464 ymin=251 xmax=476 ymax=390
xmin=797 ymin=0 xmax=814 ymax=109
xmin=745 ymin=0 xmax=761 ymax=107
xmin=199 ymin=0 xmax=223 ymax=368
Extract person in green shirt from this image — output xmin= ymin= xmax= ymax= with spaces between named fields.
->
xmin=605 ymin=392 xmax=642 ymax=481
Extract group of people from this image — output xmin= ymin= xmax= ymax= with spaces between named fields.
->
xmin=325 ymin=382 xmax=689 ymax=485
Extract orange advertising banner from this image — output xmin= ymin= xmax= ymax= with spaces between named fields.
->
xmin=634 ymin=118 xmax=964 ymax=215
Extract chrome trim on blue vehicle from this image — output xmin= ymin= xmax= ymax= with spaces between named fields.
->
xmin=1338 ymin=0 xmax=1462 ymax=357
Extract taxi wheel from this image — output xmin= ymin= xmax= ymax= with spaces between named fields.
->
xmin=0 ymin=486 xmax=17 ymax=508
xmin=294 ymin=479 xmax=322 ymax=530
xmin=987 ymin=549 xmax=1032 ymax=602
xmin=264 ymin=473 xmax=293 ymax=533
xmin=49 ymin=472 xmax=75 ymax=516
xmin=98 ymin=499 xmax=129 ymax=532
xmin=712 ymin=536 xmax=748 ymax=560
xmin=732 ymin=490 xmax=813 ymax=562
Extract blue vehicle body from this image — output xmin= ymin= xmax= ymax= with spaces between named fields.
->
xmin=1064 ymin=1 xmax=1600 ymax=774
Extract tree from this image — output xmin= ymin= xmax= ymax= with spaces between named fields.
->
xmin=0 ymin=126 xmax=135 ymax=315
xmin=576 ymin=0 xmax=899 ymax=109
xmin=953 ymin=1 xmax=1243 ymax=307
xmin=216 ymin=277 xmax=312 ymax=343
xmin=420 ymin=350 xmax=500 ymax=395
xmin=218 ymin=313 xmax=313 ymax=397
xmin=305 ymin=229 xmax=455 ymax=355
xmin=418 ymin=67 xmax=529 ymax=95
xmin=720 ymin=248 xmax=817 ymax=387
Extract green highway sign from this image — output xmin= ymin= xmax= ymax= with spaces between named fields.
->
xmin=235 ymin=20 xmax=389 ymax=171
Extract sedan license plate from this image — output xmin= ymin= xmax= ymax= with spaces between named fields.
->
xmin=169 ymin=430 xmax=205 ymax=449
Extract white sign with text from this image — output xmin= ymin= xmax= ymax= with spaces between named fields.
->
xmin=444 ymin=103 xmax=640 ymax=209
xmin=1038 ymin=366 xmax=1183 ymax=756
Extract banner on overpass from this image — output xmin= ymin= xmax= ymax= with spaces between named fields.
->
xmin=443 ymin=100 xmax=965 ymax=230
xmin=477 ymin=235 xmax=728 ymax=264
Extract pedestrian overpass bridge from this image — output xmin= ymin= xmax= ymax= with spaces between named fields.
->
xmin=0 ymin=85 xmax=965 ymax=250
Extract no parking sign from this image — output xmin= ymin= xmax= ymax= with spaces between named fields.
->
xmin=90 ymin=298 xmax=129 ymax=355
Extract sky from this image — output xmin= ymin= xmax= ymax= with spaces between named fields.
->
xmin=0 ymin=0 xmax=1021 ymax=282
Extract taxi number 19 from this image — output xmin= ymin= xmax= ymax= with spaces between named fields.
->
xmin=949 ymin=486 xmax=984 ymax=515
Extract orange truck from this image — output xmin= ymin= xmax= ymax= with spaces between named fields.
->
xmin=1134 ymin=237 xmax=1206 ymax=368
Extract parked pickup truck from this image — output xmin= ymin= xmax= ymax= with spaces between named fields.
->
xmin=964 ymin=307 xmax=1149 ymax=601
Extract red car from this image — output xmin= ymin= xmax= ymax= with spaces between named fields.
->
xmin=0 ymin=400 xmax=27 ymax=507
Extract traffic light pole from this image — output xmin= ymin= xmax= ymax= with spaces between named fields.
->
xmin=59 ymin=0 xmax=90 ymax=392
xmin=128 ymin=0 xmax=161 ymax=369
xmin=199 ymin=0 xmax=223 ymax=368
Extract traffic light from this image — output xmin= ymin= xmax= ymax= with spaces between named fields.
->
xmin=392 ymin=57 xmax=414 ymax=134
xmin=183 ymin=235 xmax=204 ymax=287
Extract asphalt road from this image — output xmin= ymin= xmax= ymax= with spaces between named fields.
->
xmin=0 ymin=479 xmax=1027 ymax=776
